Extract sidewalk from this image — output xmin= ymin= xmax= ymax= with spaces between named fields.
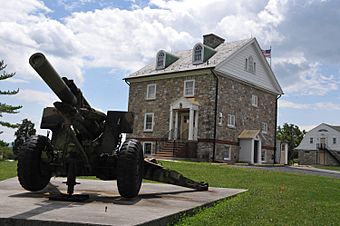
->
xmin=289 ymin=165 xmax=340 ymax=175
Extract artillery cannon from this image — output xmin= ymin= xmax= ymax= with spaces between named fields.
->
xmin=17 ymin=52 xmax=208 ymax=200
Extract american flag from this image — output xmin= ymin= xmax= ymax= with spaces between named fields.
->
xmin=261 ymin=49 xmax=271 ymax=58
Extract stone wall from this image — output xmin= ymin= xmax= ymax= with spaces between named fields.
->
xmin=299 ymin=150 xmax=317 ymax=165
xmin=216 ymin=76 xmax=277 ymax=149
xmin=127 ymin=70 xmax=278 ymax=163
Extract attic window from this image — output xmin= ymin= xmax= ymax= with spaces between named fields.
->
xmin=156 ymin=51 xmax=165 ymax=69
xmin=245 ymin=56 xmax=256 ymax=74
xmin=193 ymin=44 xmax=203 ymax=64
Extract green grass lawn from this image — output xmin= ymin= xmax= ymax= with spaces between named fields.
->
xmin=1 ymin=160 xmax=339 ymax=226
xmin=313 ymin=165 xmax=340 ymax=172
xmin=0 ymin=160 xmax=17 ymax=181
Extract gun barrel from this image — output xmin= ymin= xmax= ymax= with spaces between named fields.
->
xmin=29 ymin=52 xmax=77 ymax=106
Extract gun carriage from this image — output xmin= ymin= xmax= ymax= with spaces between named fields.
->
xmin=17 ymin=53 xmax=208 ymax=199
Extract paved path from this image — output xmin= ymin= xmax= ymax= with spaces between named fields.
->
xmin=232 ymin=165 xmax=340 ymax=179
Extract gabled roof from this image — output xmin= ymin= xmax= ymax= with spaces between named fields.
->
xmin=324 ymin=124 xmax=340 ymax=133
xmin=126 ymin=38 xmax=252 ymax=79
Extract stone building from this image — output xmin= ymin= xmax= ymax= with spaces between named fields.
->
xmin=296 ymin=123 xmax=340 ymax=165
xmin=125 ymin=34 xmax=283 ymax=164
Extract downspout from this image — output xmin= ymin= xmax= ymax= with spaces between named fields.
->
xmin=274 ymin=94 xmax=281 ymax=164
xmin=211 ymin=70 xmax=219 ymax=162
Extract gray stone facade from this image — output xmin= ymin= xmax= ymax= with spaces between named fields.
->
xmin=127 ymin=70 xmax=277 ymax=163
xmin=299 ymin=150 xmax=340 ymax=166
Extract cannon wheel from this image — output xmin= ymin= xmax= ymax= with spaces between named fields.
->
xmin=17 ymin=135 xmax=52 ymax=191
xmin=116 ymin=139 xmax=144 ymax=198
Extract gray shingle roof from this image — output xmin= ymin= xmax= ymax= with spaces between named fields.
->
xmin=126 ymin=38 xmax=253 ymax=79
xmin=328 ymin=125 xmax=340 ymax=132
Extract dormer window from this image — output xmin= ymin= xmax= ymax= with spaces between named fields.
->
xmin=192 ymin=43 xmax=216 ymax=65
xmin=193 ymin=44 xmax=203 ymax=63
xmin=155 ymin=50 xmax=179 ymax=70
xmin=245 ymin=56 xmax=256 ymax=74
xmin=156 ymin=51 xmax=165 ymax=69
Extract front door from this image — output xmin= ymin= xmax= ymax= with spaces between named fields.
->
xmin=179 ymin=111 xmax=189 ymax=140
xmin=254 ymin=140 xmax=259 ymax=163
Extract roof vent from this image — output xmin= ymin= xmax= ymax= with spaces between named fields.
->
xmin=203 ymin=33 xmax=225 ymax=49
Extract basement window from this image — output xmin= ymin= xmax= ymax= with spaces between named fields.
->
xmin=143 ymin=142 xmax=154 ymax=156
xmin=223 ymin=146 xmax=231 ymax=160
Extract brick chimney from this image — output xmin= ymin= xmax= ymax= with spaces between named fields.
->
xmin=203 ymin=34 xmax=225 ymax=49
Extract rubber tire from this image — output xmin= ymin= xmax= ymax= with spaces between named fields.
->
xmin=17 ymin=135 xmax=52 ymax=191
xmin=116 ymin=139 xmax=144 ymax=198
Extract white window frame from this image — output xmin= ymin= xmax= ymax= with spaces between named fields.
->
xmin=144 ymin=113 xmax=154 ymax=132
xmin=184 ymin=80 xmax=195 ymax=97
xmin=156 ymin=51 xmax=165 ymax=70
xmin=223 ymin=146 xmax=231 ymax=160
xmin=218 ymin=112 xmax=223 ymax=126
xmin=261 ymin=150 xmax=267 ymax=162
xmin=146 ymin=83 xmax=156 ymax=100
xmin=193 ymin=44 xmax=203 ymax=64
xmin=143 ymin=142 xmax=154 ymax=156
xmin=227 ymin=114 xmax=236 ymax=128
xmin=252 ymin=95 xmax=258 ymax=107
xmin=333 ymin=137 xmax=337 ymax=144
xmin=262 ymin=122 xmax=268 ymax=134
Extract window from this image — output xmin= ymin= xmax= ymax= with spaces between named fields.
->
xmin=262 ymin=122 xmax=268 ymax=134
xmin=261 ymin=150 xmax=266 ymax=162
xmin=143 ymin=142 xmax=153 ymax=155
xmin=310 ymin=137 xmax=313 ymax=144
xmin=144 ymin=113 xmax=154 ymax=132
xmin=333 ymin=138 xmax=337 ymax=144
xmin=218 ymin=112 xmax=223 ymax=126
xmin=184 ymin=80 xmax=195 ymax=97
xmin=223 ymin=146 xmax=231 ymax=160
xmin=227 ymin=114 xmax=236 ymax=128
xmin=245 ymin=56 xmax=256 ymax=73
xmin=193 ymin=44 xmax=203 ymax=64
xmin=156 ymin=51 xmax=165 ymax=69
xmin=252 ymin=95 xmax=258 ymax=107
xmin=146 ymin=84 xmax=156 ymax=100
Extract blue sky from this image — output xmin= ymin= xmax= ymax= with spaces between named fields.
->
xmin=1 ymin=0 xmax=340 ymax=142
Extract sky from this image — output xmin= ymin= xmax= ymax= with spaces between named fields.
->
xmin=1 ymin=0 xmax=340 ymax=142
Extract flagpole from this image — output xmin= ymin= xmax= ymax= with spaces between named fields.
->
xmin=270 ymin=45 xmax=272 ymax=67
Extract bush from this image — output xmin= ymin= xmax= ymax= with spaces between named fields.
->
xmin=0 ymin=146 xmax=15 ymax=160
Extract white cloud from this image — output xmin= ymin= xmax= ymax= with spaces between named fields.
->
xmin=14 ymin=89 xmax=57 ymax=107
xmin=279 ymin=100 xmax=340 ymax=110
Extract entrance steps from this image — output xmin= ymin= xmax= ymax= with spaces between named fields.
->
xmin=153 ymin=141 xmax=186 ymax=158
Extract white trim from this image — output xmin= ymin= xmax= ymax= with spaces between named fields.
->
xmin=192 ymin=43 xmax=203 ymax=65
xmin=146 ymin=83 xmax=156 ymax=100
xmin=251 ymin=94 xmax=258 ymax=107
xmin=218 ymin=112 xmax=223 ymax=126
xmin=261 ymin=149 xmax=267 ymax=162
xmin=261 ymin=122 xmax=268 ymax=134
xmin=223 ymin=145 xmax=231 ymax=160
xmin=156 ymin=50 xmax=165 ymax=70
xmin=227 ymin=114 xmax=236 ymax=128
xmin=142 ymin=142 xmax=154 ymax=156
xmin=184 ymin=79 xmax=195 ymax=97
xmin=144 ymin=113 xmax=154 ymax=132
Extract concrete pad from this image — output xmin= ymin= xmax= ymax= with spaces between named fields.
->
xmin=0 ymin=177 xmax=246 ymax=226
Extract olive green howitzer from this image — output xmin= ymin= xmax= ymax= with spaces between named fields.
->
xmin=17 ymin=52 xmax=208 ymax=200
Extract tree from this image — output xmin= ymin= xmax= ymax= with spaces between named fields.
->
xmin=13 ymin=119 xmax=36 ymax=158
xmin=277 ymin=123 xmax=306 ymax=161
xmin=0 ymin=60 xmax=22 ymax=132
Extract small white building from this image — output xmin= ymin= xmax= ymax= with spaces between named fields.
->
xmin=296 ymin=123 xmax=340 ymax=165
